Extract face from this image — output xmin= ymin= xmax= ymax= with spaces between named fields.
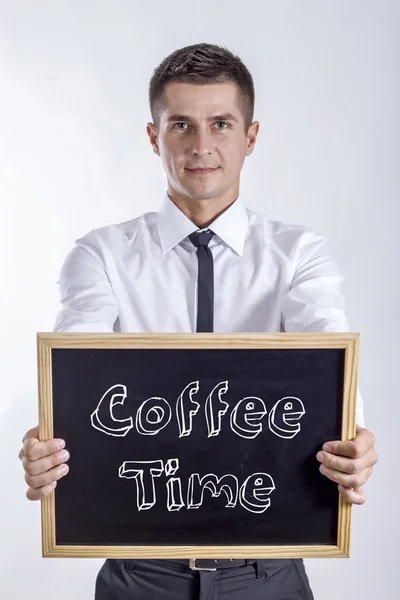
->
xmin=147 ymin=82 xmax=259 ymax=204
xmin=268 ymin=397 xmax=306 ymax=440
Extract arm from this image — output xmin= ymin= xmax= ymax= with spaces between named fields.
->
xmin=20 ymin=232 xmax=119 ymax=500
xmin=53 ymin=232 xmax=119 ymax=333
xmin=281 ymin=229 xmax=378 ymax=503
xmin=281 ymin=229 xmax=365 ymax=426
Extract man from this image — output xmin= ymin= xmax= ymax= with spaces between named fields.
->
xmin=19 ymin=43 xmax=378 ymax=599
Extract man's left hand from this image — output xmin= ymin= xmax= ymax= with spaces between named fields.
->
xmin=316 ymin=425 xmax=378 ymax=505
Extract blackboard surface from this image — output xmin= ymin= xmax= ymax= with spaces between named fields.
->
xmin=51 ymin=347 xmax=344 ymax=547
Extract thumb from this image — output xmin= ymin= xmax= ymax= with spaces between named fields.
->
xmin=22 ymin=425 xmax=39 ymax=444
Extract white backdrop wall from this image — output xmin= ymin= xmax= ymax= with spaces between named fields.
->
xmin=1 ymin=1 xmax=398 ymax=598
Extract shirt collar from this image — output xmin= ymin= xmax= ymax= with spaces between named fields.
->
xmin=157 ymin=191 xmax=249 ymax=256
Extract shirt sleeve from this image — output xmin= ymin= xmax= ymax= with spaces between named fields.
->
xmin=281 ymin=229 xmax=365 ymax=428
xmin=53 ymin=233 xmax=119 ymax=333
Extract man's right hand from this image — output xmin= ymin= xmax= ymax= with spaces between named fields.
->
xmin=18 ymin=426 xmax=70 ymax=500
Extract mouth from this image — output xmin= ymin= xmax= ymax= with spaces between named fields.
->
xmin=246 ymin=412 xmax=265 ymax=424
xmin=186 ymin=167 xmax=219 ymax=175
xmin=283 ymin=412 xmax=304 ymax=424
xmin=253 ymin=489 xmax=274 ymax=500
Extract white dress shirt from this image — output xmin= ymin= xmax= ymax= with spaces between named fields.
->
xmin=54 ymin=191 xmax=365 ymax=426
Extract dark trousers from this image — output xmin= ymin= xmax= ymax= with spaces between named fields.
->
xmin=94 ymin=558 xmax=314 ymax=599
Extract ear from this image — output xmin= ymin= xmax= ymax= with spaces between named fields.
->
xmin=245 ymin=121 xmax=260 ymax=157
xmin=147 ymin=122 xmax=160 ymax=156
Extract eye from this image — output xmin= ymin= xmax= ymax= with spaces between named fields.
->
xmin=173 ymin=122 xmax=189 ymax=130
xmin=214 ymin=121 xmax=228 ymax=129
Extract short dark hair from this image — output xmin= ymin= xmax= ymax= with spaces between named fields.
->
xmin=149 ymin=43 xmax=255 ymax=132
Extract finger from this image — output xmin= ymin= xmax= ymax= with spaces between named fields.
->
xmin=25 ymin=461 xmax=69 ymax=490
xmin=323 ymin=427 xmax=375 ymax=459
xmin=319 ymin=463 xmax=373 ymax=488
xmin=316 ymin=447 xmax=378 ymax=474
xmin=26 ymin=481 xmax=58 ymax=501
xmin=23 ymin=436 xmax=65 ymax=462
xmin=22 ymin=448 xmax=70 ymax=476
xmin=322 ymin=439 xmax=361 ymax=459
xmin=338 ymin=485 xmax=366 ymax=505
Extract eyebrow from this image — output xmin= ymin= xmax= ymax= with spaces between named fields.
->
xmin=167 ymin=112 xmax=238 ymax=124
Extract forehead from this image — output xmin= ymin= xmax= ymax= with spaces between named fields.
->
xmin=162 ymin=81 xmax=241 ymax=120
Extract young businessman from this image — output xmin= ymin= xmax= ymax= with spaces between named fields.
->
xmin=19 ymin=43 xmax=378 ymax=599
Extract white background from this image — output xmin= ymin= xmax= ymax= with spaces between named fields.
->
xmin=0 ymin=1 xmax=398 ymax=598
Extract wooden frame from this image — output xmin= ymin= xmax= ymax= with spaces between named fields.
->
xmin=37 ymin=332 xmax=359 ymax=559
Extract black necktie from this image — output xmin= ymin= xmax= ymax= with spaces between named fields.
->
xmin=188 ymin=229 xmax=215 ymax=332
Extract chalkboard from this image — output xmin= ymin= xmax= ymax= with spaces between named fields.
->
xmin=37 ymin=333 xmax=359 ymax=559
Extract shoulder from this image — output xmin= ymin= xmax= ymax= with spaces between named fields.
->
xmin=72 ymin=209 xmax=158 ymax=258
xmin=245 ymin=206 xmax=332 ymax=259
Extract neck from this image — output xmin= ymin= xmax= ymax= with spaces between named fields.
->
xmin=167 ymin=185 xmax=239 ymax=229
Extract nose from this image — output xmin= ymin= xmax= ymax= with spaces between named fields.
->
xmin=191 ymin=129 xmax=213 ymax=157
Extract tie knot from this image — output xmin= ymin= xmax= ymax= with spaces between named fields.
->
xmin=188 ymin=229 xmax=214 ymax=248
